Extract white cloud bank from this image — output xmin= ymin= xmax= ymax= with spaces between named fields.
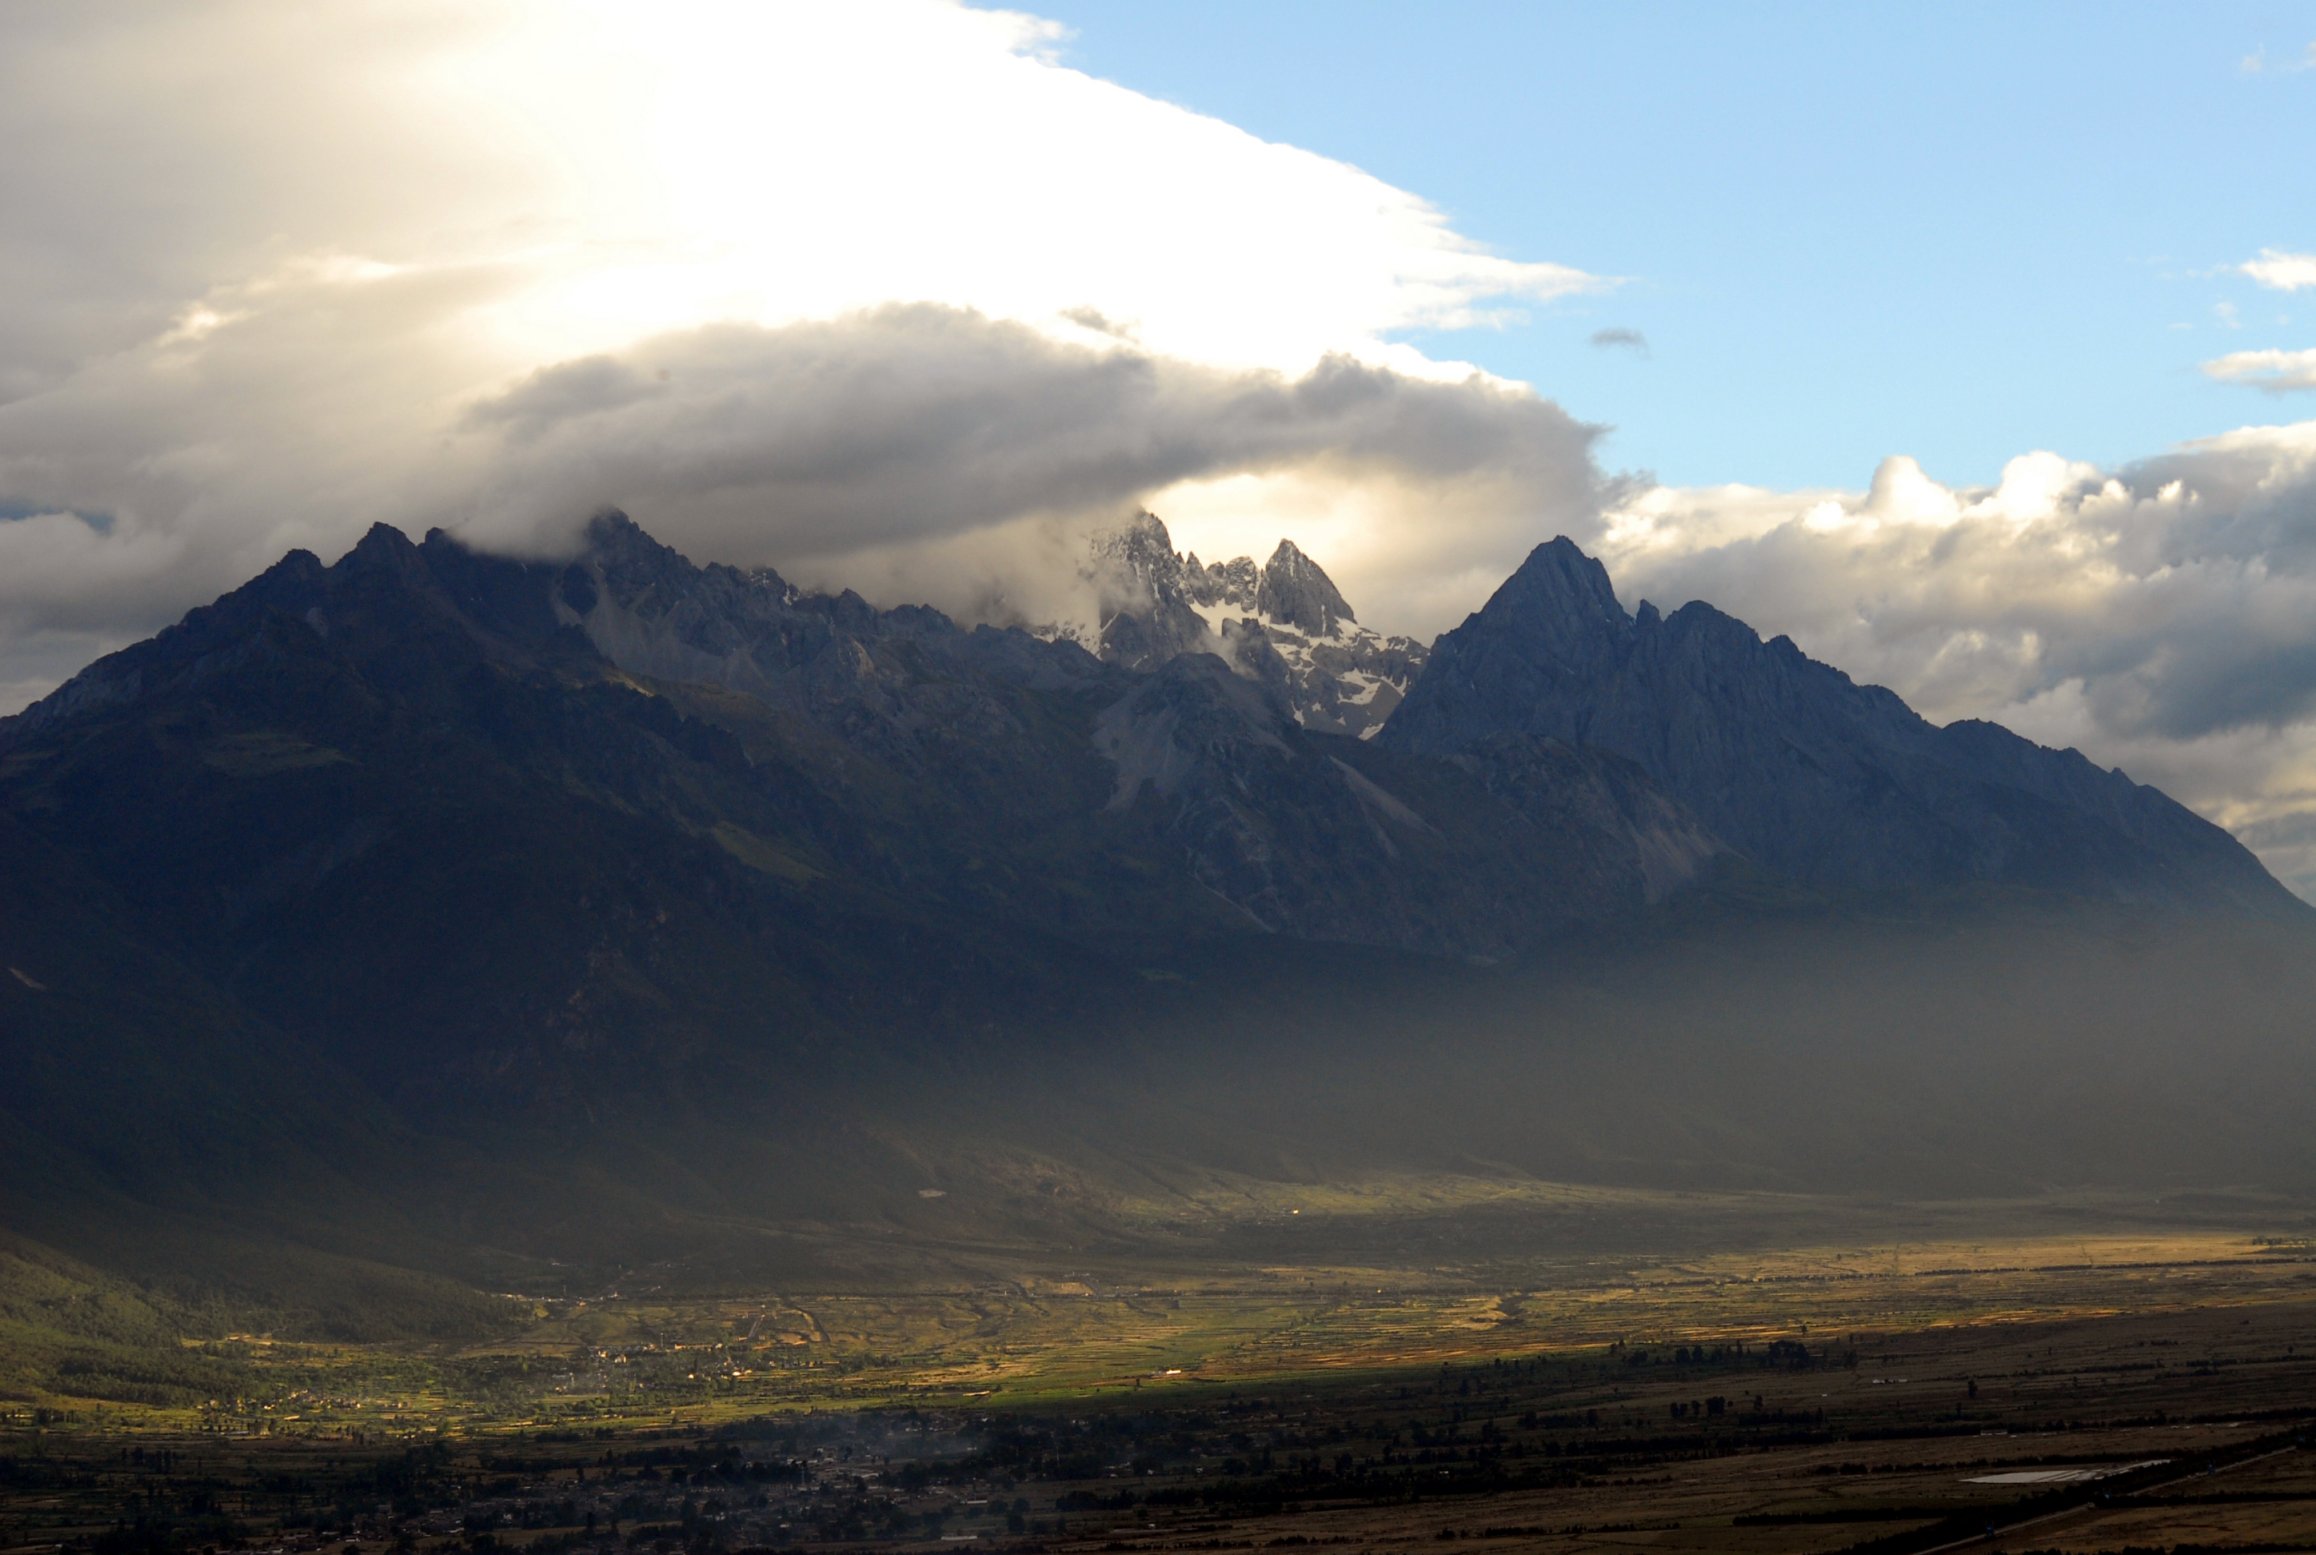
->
xmin=454 ymin=307 xmax=1611 ymax=630
xmin=0 ymin=0 xmax=1606 ymax=695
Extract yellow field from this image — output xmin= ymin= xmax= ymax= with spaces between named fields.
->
xmin=22 ymin=1210 xmax=2303 ymax=1439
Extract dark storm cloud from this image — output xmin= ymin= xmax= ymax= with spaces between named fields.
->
xmin=456 ymin=305 xmax=1613 ymax=567
xmin=0 ymin=1 xmax=1623 ymax=715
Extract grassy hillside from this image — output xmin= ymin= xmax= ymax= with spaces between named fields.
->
xmin=0 ymin=1233 xmax=237 ymax=1409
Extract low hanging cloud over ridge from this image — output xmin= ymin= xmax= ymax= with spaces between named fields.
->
xmin=453 ymin=305 xmax=1613 ymax=632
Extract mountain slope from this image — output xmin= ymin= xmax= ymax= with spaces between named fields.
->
xmin=556 ymin=515 xmax=1707 ymax=949
xmin=0 ymin=515 xmax=1713 ymax=1113
xmin=3 ymin=514 xmax=2313 ymax=1319
xmin=0 ymin=514 xmax=1741 ymax=1304
xmin=1382 ymin=537 xmax=2299 ymax=914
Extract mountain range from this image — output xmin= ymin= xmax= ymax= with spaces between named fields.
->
xmin=1 ymin=511 xmax=2309 ymax=1333
xmin=1083 ymin=514 xmax=2291 ymax=915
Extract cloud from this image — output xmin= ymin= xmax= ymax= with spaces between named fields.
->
xmin=2240 ymin=249 xmax=2316 ymax=291
xmin=453 ymin=305 xmax=1612 ymax=633
xmin=1596 ymin=428 xmax=2316 ymax=893
xmin=0 ymin=0 xmax=1610 ymax=710
xmin=1589 ymin=328 xmax=1650 ymax=355
xmin=2240 ymin=43 xmax=2316 ymax=75
xmin=1058 ymin=306 xmax=1137 ymax=342
xmin=2204 ymin=348 xmax=2316 ymax=393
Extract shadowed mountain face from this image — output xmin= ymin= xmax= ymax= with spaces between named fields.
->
xmin=1382 ymin=538 xmax=2298 ymax=913
xmin=1 ymin=515 xmax=2309 ymax=1315
xmin=0 ymin=517 xmax=1712 ymax=1105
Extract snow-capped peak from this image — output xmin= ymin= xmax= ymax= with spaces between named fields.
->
xmin=1082 ymin=513 xmax=1427 ymax=739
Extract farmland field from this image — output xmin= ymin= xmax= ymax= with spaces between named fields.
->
xmin=5 ymin=1188 xmax=2314 ymax=1553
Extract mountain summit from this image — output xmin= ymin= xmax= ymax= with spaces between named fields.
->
xmin=1252 ymin=538 xmax=1354 ymax=637
xmin=1085 ymin=514 xmax=1425 ymax=738
xmin=1383 ymin=536 xmax=2295 ymax=913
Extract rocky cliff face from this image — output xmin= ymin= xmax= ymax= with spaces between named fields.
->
xmin=1383 ymin=537 xmax=2299 ymax=914
xmin=559 ymin=516 xmax=1707 ymax=950
xmin=1084 ymin=514 xmax=1426 ymax=739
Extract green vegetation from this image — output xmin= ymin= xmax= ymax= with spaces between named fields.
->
xmin=0 ymin=1236 xmax=236 ymax=1410
xmin=4 ymin=1278 xmax=2313 ymax=1554
xmin=5 ymin=1194 xmax=2312 ymax=1436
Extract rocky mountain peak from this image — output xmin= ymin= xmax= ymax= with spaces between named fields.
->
xmin=1083 ymin=515 xmax=1426 ymax=739
xmin=583 ymin=506 xmax=667 ymax=558
xmin=1089 ymin=512 xmax=1183 ymax=595
xmin=1182 ymin=553 xmax=1260 ymax=614
xmin=1475 ymin=537 xmax=1630 ymax=667
xmin=337 ymin=521 xmax=430 ymax=586
xmin=1089 ymin=512 xmax=1209 ymax=673
xmin=1384 ymin=534 xmax=2298 ymax=914
xmin=1256 ymin=539 xmax=1355 ymax=638
xmin=579 ymin=506 xmax=723 ymax=596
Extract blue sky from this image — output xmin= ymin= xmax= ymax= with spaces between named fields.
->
xmin=1034 ymin=1 xmax=2315 ymax=490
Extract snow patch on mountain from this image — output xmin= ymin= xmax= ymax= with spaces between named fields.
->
xmin=1068 ymin=513 xmax=1428 ymax=739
